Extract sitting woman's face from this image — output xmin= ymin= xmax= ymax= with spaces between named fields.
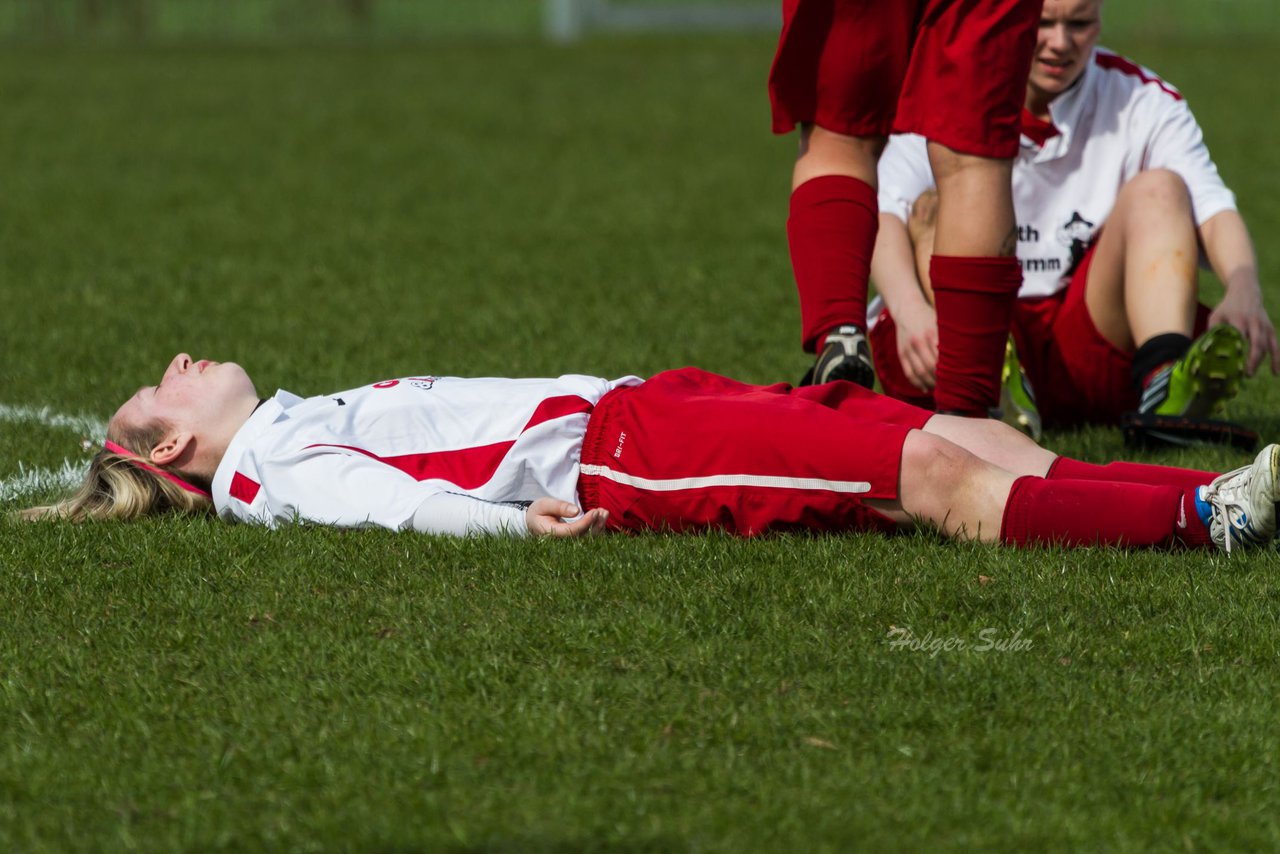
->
xmin=1029 ymin=0 xmax=1102 ymax=102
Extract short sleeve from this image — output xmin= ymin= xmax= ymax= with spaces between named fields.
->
xmin=1143 ymin=97 xmax=1237 ymax=225
xmin=877 ymin=134 xmax=936 ymax=224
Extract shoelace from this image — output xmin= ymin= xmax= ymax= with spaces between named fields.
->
xmin=1202 ymin=467 xmax=1259 ymax=555
xmin=1204 ymin=485 xmax=1234 ymax=555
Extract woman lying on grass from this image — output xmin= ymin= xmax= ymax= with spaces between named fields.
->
xmin=22 ymin=354 xmax=1280 ymax=552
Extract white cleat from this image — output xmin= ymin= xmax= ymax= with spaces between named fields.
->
xmin=1200 ymin=444 xmax=1280 ymax=554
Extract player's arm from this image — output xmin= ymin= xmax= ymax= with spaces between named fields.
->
xmin=412 ymin=492 xmax=532 ymax=537
xmin=1142 ymin=93 xmax=1278 ymax=374
xmin=874 ymin=135 xmax=941 ymax=391
xmin=244 ymin=452 xmax=533 ymax=537
xmin=415 ymin=494 xmax=607 ymax=538
xmin=1200 ymin=210 xmax=1279 ymax=375
xmin=871 ymin=212 xmax=939 ymax=391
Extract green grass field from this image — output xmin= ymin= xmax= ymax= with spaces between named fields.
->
xmin=4 ymin=27 xmax=1280 ymax=851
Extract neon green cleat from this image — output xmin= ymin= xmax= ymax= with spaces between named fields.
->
xmin=999 ymin=337 xmax=1042 ymax=442
xmin=1139 ymin=324 xmax=1246 ymax=419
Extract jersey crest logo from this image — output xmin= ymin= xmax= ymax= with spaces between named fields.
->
xmin=1058 ymin=211 xmax=1096 ymax=272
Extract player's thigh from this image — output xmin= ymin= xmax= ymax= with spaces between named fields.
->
xmin=793 ymin=126 xmax=885 ymax=188
xmin=895 ymin=0 xmax=1040 ymax=158
xmin=1082 ymin=226 xmax=1130 ymax=346
xmin=770 ymin=0 xmax=920 ymax=139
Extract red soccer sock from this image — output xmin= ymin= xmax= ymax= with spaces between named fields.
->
xmin=1000 ymin=476 xmax=1212 ymax=549
xmin=787 ymin=175 xmax=878 ymax=352
xmin=930 ymin=255 xmax=1021 ymax=415
xmin=1047 ymin=457 xmax=1217 ymax=493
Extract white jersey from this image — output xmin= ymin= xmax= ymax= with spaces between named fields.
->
xmin=877 ymin=46 xmax=1237 ymax=299
xmin=211 ymin=373 xmax=642 ymax=537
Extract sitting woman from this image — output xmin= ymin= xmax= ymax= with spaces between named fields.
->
xmin=21 ymin=353 xmax=1278 ymax=553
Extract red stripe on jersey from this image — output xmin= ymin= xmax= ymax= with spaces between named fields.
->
xmin=304 ymin=394 xmax=594 ymax=489
xmin=1094 ymin=53 xmax=1183 ymax=102
xmin=230 ymin=472 xmax=261 ymax=504
xmin=302 ymin=441 xmax=515 ymax=490
xmin=522 ymin=395 xmax=595 ymax=432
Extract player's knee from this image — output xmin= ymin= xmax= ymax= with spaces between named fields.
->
xmin=900 ymin=430 xmax=985 ymax=505
xmin=1118 ymin=168 xmax=1192 ymax=213
xmin=978 ymin=416 xmax=1034 ymax=450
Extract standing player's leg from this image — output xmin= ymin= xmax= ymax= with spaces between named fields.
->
xmin=925 ymin=146 xmax=1024 ymax=416
xmin=1083 ymin=169 xmax=1245 ymax=419
xmin=787 ymin=127 xmax=884 ymax=387
xmin=769 ymin=0 xmax=920 ymax=388
xmin=894 ymin=0 xmax=1043 ymax=417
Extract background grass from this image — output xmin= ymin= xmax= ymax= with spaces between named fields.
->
xmin=3 ymin=8 xmax=1280 ymax=852
xmin=1 ymin=0 xmax=1277 ymax=44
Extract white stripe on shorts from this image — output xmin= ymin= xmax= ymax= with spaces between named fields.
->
xmin=578 ymin=464 xmax=871 ymax=494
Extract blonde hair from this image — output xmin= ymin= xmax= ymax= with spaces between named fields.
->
xmin=19 ymin=420 xmax=213 ymax=522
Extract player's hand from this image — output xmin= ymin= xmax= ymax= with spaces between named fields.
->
xmin=894 ymin=300 xmax=939 ymax=391
xmin=1209 ymin=288 xmax=1280 ymax=376
xmin=525 ymin=498 xmax=609 ymax=537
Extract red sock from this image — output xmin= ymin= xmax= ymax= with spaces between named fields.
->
xmin=1000 ymin=476 xmax=1211 ymax=549
xmin=787 ymin=176 xmax=877 ymax=352
xmin=1047 ymin=457 xmax=1217 ymax=493
xmin=931 ymin=255 xmax=1021 ymax=415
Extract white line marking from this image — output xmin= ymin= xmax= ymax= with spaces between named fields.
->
xmin=0 ymin=403 xmax=107 ymax=440
xmin=0 ymin=403 xmax=106 ymax=501
xmin=0 ymin=460 xmax=90 ymax=502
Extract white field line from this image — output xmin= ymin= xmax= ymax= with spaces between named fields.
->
xmin=0 ymin=460 xmax=91 ymax=503
xmin=0 ymin=403 xmax=108 ymax=441
xmin=0 ymin=403 xmax=107 ymax=501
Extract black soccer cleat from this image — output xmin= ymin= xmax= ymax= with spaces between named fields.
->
xmin=799 ymin=325 xmax=875 ymax=389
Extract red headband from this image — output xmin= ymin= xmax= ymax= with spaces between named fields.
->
xmin=103 ymin=440 xmax=212 ymax=499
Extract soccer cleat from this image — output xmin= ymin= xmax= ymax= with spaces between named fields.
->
xmin=799 ymin=325 xmax=875 ymax=389
xmin=998 ymin=337 xmax=1042 ymax=442
xmin=1138 ymin=324 xmax=1246 ymax=419
xmin=1196 ymin=443 xmax=1280 ymax=554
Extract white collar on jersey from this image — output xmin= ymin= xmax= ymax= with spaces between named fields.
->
xmin=210 ymin=389 xmax=304 ymax=511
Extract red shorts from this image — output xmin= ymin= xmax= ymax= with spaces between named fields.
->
xmin=768 ymin=0 xmax=1041 ymax=158
xmin=871 ymin=247 xmax=1211 ymax=427
xmin=577 ymin=367 xmax=932 ymax=536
